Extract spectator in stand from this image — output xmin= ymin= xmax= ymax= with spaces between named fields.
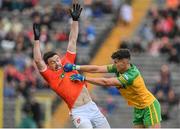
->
xmin=173 ymin=36 xmax=180 ymax=56
xmin=83 ymin=0 xmax=94 ymax=20
xmin=54 ymin=29 xmax=68 ymax=42
xmin=153 ymin=64 xmax=177 ymax=120
xmin=26 ymin=89 xmax=43 ymax=128
xmin=160 ymin=37 xmax=172 ymax=54
xmin=18 ymin=101 xmax=37 ymax=128
xmin=39 ymin=25 xmax=49 ymax=44
xmin=4 ymin=78 xmax=16 ymax=97
xmin=92 ymin=1 xmax=104 ymax=18
xmin=84 ymin=20 xmax=96 ymax=44
xmin=168 ymin=48 xmax=179 ymax=64
xmin=119 ymin=37 xmax=130 ymax=49
xmin=131 ymin=37 xmax=144 ymax=53
xmin=140 ymin=23 xmax=154 ymax=42
xmin=51 ymin=3 xmax=66 ymax=22
xmin=148 ymin=39 xmax=161 ymax=57
xmin=166 ymin=0 xmax=179 ymax=9
xmin=119 ymin=2 xmax=133 ymax=25
xmin=78 ymin=31 xmax=89 ymax=46
xmin=41 ymin=14 xmax=52 ymax=29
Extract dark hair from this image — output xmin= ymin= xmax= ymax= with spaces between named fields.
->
xmin=43 ymin=51 xmax=58 ymax=64
xmin=111 ymin=49 xmax=131 ymax=60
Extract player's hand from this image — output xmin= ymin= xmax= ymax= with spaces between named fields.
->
xmin=33 ymin=23 xmax=41 ymax=40
xmin=64 ymin=63 xmax=76 ymax=72
xmin=70 ymin=3 xmax=82 ymax=21
xmin=70 ymin=74 xmax=85 ymax=82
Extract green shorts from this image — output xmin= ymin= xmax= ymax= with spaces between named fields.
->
xmin=133 ymin=99 xmax=162 ymax=127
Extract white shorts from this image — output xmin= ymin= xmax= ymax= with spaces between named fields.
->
xmin=70 ymin=101 xmax=110 ymax=128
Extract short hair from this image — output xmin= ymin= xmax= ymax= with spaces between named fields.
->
xmin=43 ymin=51 xmax=58 ymax=64
xmin=111 ymin=49 xmax=131 ymax=60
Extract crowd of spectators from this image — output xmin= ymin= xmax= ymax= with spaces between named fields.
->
xmin=141 ymin=0 xmax=180 ymax=63
xmin=0 ymin=0 xmax=118 ymax=98
xmin=119 ymin=0 xmax=180 ymax=64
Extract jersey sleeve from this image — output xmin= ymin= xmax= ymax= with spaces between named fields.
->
xmin=64 ymin=50 xmax=76 ymax=64
xmin=107 ymin=64 xmax=117 ymax=73
xmin=40 ymin=68 xmax=53 ymax=83
xmin=117 ymin=69 xmax=139 ymax=88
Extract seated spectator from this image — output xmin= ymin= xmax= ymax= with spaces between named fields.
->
xmin=78 ymin=31 xmax=90 ymax=46
xmin=168 ymin=48 xmax=180 ymax=63
xmin=159 ymin=37 xmax=172 ymax=54
xmin=119 ymin=2 xmax=133 ymax=25
xmin=153 ymin=64 xmax=178 ymax=120
xmin=18 ymin=101 xmax=37 ymax=128
xmin=148 ymin=39 xmax=161 ymax=56
xmin=4 ymin=79 xmax=16 ymax=97
xmin=92 ymin=1 xmax=104 ymax=18
xmin=13 ymin=52 xmax=27 ymax=72
xmin=26 ymin=89 xmax=43 ymax=128
xmin=140 ymin=23 xmax=154 ymax=42
xmin=84 ymin=2 xmax=93 ymax=19
xmin=41 ymin=14 xmax=52 ymax=29
xmin=39 ymin=25 xmax=49 ymax=44
xmin=119 ymin=37 xmax=130 ymax=49
xmin=131 ymin=37 xmax=144 ymax=53
xmin=51 ymin=3 xmax=66 ymax=22
xmin=55 ymin=30 xmax=68 ymax=42
xmin=166 ymin=0 xmax=179 ymax=9
xmin=173 ymin=36 xmax=180 ymax=56
xmin=85 ymin=20 xmax=96 ymax=43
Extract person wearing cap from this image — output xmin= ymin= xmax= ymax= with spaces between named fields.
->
xmin=63 ymin=48 xmax=162 ymax=128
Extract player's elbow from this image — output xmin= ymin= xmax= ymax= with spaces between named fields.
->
xmin=34 ymin=58 xmax=43 ymax=64
xmin=102 ymin=78 xmax=113 ymax=86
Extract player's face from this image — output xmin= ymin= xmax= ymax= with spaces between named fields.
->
xmin=114 ymin=58 xmax=129 ymax=73
xmin=47 ymin=55 xmax=62 ymax=71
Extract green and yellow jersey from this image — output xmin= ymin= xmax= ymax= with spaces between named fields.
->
xmin=107 ymin=64 xmax=155 ymax=109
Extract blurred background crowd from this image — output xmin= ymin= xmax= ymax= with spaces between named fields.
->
xmin=0 ymin=0 xmax=179 ymax=128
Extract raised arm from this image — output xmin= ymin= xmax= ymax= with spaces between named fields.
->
xmin=67 ymin=3 xmax=82 ymax=53
xmin=33 ymin=23 xmax=47 ymax=72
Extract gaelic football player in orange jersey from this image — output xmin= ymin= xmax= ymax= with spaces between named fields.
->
xmin=32 ymin=3 xmax=110 ymax=128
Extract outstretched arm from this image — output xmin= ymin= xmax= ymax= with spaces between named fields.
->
xmin=70 ymin=74 xmax=122 ymax=87
xmin=33 ymin=23 xmax=47 ymax=72
xmin=64 ymin=64 xmax=109 ymax=73
xmin=78 ymin=65 xmax=109 ymax=73
xmin=67 ymin=3 xmax=82 ymax=53
xmin=85 ymin=77 xmax=121 ymax=87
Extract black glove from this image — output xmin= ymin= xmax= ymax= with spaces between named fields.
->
xmin=33 ymin=23 xmax=41 ymax=40
xmin=70 ymin=3 xmax=82 ymax=21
